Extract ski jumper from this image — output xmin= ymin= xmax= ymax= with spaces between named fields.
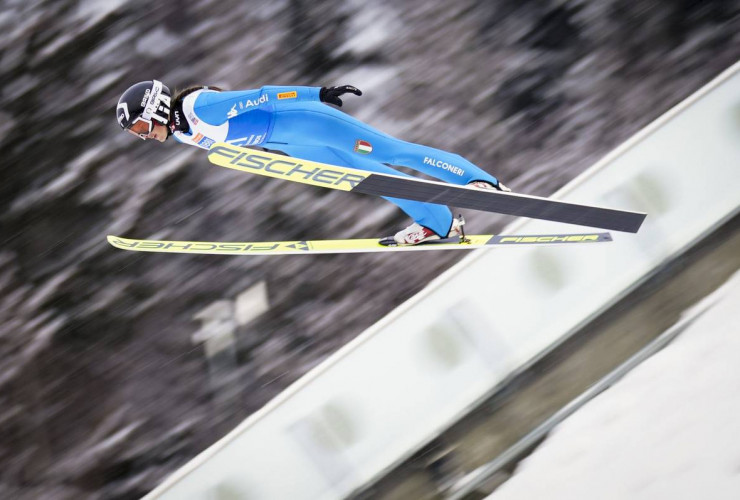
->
xmin=173 ymin=86 xmax=500 ymax=236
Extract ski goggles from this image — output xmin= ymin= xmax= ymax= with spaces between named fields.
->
xmin=126 ymin=117 xmax=154 ymax=139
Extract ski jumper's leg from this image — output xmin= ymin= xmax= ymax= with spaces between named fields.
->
xmin=382 ymin=141 xmax=500 ymax=186
xmin=268 ymin=102 xmax=500 ymax=186
xmin=263 ymin=142 xmax=454 ymax=236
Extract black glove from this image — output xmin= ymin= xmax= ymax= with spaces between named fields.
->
xmin=319 ymin=85 xmax=362 ymax=107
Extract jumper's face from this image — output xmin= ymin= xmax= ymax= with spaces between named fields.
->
xmin=148 ymin=122 xmax=168 ymax=142
xmin=126 ymin=120 xmax=168 ymax=142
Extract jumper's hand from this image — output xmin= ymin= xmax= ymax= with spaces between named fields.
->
xmin=319 ymin=85 xmax=362 ymax=107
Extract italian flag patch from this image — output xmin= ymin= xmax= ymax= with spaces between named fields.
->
xmin=354 ymin=140 xmax=373 ymax=154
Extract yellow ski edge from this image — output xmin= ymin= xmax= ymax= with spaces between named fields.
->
xmin=107 ymin=232 xmax=611 ymax=256
xmin=207 ymin=143 xmax=366 ymax=192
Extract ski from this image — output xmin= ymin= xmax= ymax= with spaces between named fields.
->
xmin=207 ymin=143 xmax=646 ymax=233
xmin=107 ymin=232 xmax=612 ymax=256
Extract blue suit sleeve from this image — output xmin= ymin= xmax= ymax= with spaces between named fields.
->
xmin=193 ymin=86 xmax=321 ymax=125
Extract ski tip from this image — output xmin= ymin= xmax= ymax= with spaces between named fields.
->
xmin=106 ymin=235 xmax=122 ymax=249
xmin=107 ymin=235 xmax=133 ymax=249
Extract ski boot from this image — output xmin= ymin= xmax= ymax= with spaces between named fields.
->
xmin=379 ymin=216 xmax=466 ymax=246
xmin=468 ymin=180 xmax=511 ymax=192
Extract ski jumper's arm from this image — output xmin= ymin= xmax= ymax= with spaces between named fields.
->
xmin=192 ymin=86 xmax=322 ymax=126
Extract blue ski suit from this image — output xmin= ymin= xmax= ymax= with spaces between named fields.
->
xmin=172 ymin=86 xmax=500 ymax=236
